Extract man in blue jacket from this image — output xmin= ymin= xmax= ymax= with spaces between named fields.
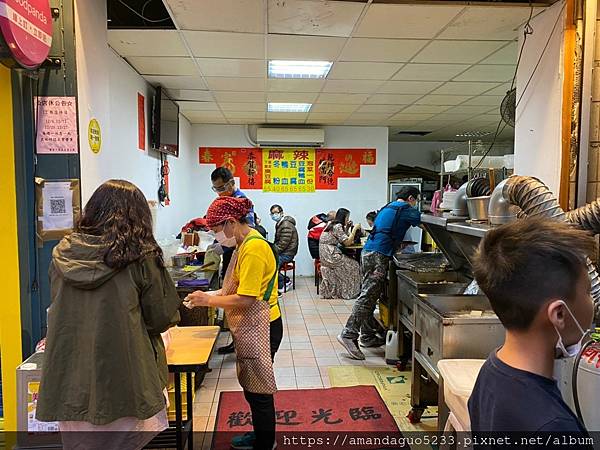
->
xmin=338 ymin=186 xmax=422 ymax=360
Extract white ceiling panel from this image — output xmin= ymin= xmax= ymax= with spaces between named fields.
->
xmin=355 ymin=4 xmax=463 ymax=39
xmin=323 ymin=80 xmax=383 ymax=94
xmin=127 ymin=57 xmax=196 ymax=76
xmin=108 ymin=30 xmax=187 ymax=57
xmin=177 ymin=101 xmax=220 ymax=111
xmin=310 ymin=103 xmax=360 ymax=113
xmin=182 ymin=111 xmax=227 ymax=123
xmin=430 ymin=113 xmax=482 ymax=122
xmin=400 ymin=104 xmax=452 ymax=114
xmin=213 ymin=91 xmax=266 ymax=103
xmin=267 ymin=118 xmax=308 ymax=124
xmin=196 ymin=58 xmax=265 ymax=77
xmin=356 ymin=104 xmax=402 ymax=114
xmin=378 ymin=81 xmax=441 ymax=94
xmin=365 ymin=94 xmax=422 ymax=105
xmin=413 ymin=41 xmax=506 ymax=64
xmin=461 ymin=95 xmax=505 ymax=106
xmin=438 ymin=6 xmax=537 ymax=40
xmin=219 ymin=103 xmax=266 ymax=112
xmin=432 ymin=81 xmax=501 ymax=95
xmin=268 ymin=0 xmax=364 ymax=37
xmin=266 ymin=112 xmax=309 ymax=121
xmin=329 ymin=62 xmax=403 ymax=80
xmin=483 ymin=83 xmax=512 ymax=96
xmin=267 ymin=92 xmax=319 ymax=103
xmin=345 ymin=117 xmax=387 ymax=125
xmin=267 ymin=35 xmax=346 ymax=60
xmin=205 ymin=77 xmax=266 ymax=92
xmin=393 ymin=63 xmax=469 ymax=81
xmin=223 ymin=111 xmax=266 ymax=119
xmin=166 ymin=89 xmax=214 ymax=102
xmin=267 ymin=78 xmax=326 ymax=93
xmin=480 ymin=42 xmax=518 ymax=65
xmin=317 ymin=93 xmax=370 ymax=104
xmin=340 ymin=38 xmax=428 ymax=63
xmin=444 ymin=105 xmax=498 ymax=115
xmin=307 ymin=112 xmax=353 ymax=121
xmin=165 ymin=0 xmax=265 ymax=33
xmin=145 ymin=75 xmax=207 ymax=90
xmin=184 ymin=31 xmax=265 ymax=59
xmin=390 ymin=112 xmax=436 ymax=121
xmin=228 ymin=118 xmax=265 ymax=124
xmin=453 ymin=65 xmax=515 ymax=83
xmin=416 ymin=95 xmax=473 ymax=105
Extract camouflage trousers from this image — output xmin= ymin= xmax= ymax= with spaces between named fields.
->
xmin=342 ymin=251 xmax=390 ymax=340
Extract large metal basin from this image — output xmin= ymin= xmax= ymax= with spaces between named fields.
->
xmin=396 ymin=271 xmax=470 ymax=332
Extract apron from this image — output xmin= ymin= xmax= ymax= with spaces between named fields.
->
xmin=221 ymin=247 xmax=277 ymax=395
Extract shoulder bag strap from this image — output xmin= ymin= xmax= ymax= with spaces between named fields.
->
xmin=245 ymin=236 xmax=278 ymax=303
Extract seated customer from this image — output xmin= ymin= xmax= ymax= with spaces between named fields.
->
xmin=469 ymin=218 xmax=592 ymax=437
xmin=270 ymin=204 xmax=299 ymax=292
xmin=307 ymin=212 xmax=329 ymax=259
xmin=366 ymin=211 xmax=377 ymax=230
xmin=319 ymin=208 xmax=362 ymax=300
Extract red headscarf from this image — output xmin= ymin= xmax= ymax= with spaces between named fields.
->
xmin=206 ymin=196 xmax=253 ymax=228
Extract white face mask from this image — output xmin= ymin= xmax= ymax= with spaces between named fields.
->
xmin=215 ymin=230 xmax=236 ymax=248
xmin=554 ymin=300 xmax=588 ymax=358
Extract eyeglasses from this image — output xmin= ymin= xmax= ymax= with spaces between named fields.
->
xmin=212 ymin=180 xmax=233 ymax=193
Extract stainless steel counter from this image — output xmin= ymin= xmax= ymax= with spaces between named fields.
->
xmin=446 ymin=221 xmax=491 ymax=238
xmin=421 ymin=212 xmax=468 ymax=228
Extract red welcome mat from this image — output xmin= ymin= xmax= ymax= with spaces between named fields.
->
xmin=212 ymin=386 xmax=403 ymax=449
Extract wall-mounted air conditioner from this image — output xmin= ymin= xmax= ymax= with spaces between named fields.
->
xmin=256 ymin=128 xmax=325 ymax=148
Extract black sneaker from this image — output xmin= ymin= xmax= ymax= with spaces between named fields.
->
xmin=217 ymin=341 xmax=235 ymax=355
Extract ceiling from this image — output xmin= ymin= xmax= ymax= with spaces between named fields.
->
xmin=107 ymin=0 xmax=546 ymax=141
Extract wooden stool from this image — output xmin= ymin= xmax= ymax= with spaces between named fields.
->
xmin=280 ymin=261 xmax=296 ymax=292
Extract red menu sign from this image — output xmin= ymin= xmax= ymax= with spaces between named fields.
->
xmin=0 ymin=0 xmax=53 ymax=69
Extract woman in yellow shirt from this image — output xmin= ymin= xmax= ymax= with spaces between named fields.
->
xmin=184 ymin=196 xmax=281 ymax=450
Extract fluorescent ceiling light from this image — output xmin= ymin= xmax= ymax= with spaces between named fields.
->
xmin=268 ymin=103 xmax=312 ymax=113
xmin=268 ymin=60 xmax=333 ymax=79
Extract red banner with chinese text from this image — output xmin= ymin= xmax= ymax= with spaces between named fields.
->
xmin=199 ymin=147 xmax=263 ymax=189
xmin=316 ymin=148 xmax=376 ymax=190
xmin=199 ymin=147 xmax=376 ymax=191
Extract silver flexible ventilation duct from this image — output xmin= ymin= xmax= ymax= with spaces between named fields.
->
xmin=488 ymin=176 xmax=600 ymax=313
xmin=566 ymin=200 xmax=600 ymax=234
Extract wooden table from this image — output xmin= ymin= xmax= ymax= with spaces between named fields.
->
xmin=147 ymin=326 xmax=219 ymax=450
xmin=345 ymin=244 xmax=364 ymax=262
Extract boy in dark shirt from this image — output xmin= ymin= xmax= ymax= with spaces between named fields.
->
xmin=469 ymin=218 xmax=593 ymax=442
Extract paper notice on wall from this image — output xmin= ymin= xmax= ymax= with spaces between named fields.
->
xmin=42 ymin=182 xmax=74 ymax=230
xmin=28 ymin=382 xmax=59 ymax=432
xmin=35 ymin=96 xmax=79 ymax=154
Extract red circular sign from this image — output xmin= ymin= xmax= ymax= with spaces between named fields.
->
xmin=0 ymin=0 xmax=52 ymax=69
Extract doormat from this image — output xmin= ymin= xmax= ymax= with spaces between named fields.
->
xmin=328 ymin=366 xmax=438 ymax=432
xmin=212 ymin=386 xmax=401 ymax=449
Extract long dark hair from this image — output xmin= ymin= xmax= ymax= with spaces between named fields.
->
xmin=325 ymin=208 xmax=350 ymax=232
xmin=77 ymin=180 xmax=163 ymax=269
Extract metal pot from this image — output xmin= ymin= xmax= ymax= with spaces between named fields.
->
xmin=172 ymin=254 xmax=192 ymax=268
xmin=467 ymin=196 xmax=491 ymax=222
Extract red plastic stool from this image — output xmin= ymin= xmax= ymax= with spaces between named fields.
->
xmin=280 ymin=261 xmax=296 ymax=293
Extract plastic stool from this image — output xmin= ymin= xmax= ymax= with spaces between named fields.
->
xmin=280 ymin=261 xmax=296 ymax=292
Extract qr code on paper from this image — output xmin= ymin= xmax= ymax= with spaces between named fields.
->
xmin=50 ymin=198 xmax=66 ymax=214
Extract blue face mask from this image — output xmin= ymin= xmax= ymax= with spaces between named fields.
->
xmin=271 ymin=213 xmax=282 ymax=222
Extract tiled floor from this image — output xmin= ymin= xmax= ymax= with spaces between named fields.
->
xmin=191 ymin=276 xmax=415 ymax=446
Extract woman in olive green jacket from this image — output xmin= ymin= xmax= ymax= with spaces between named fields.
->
xmin=36 ymin=180 xmax=181 ymax=450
